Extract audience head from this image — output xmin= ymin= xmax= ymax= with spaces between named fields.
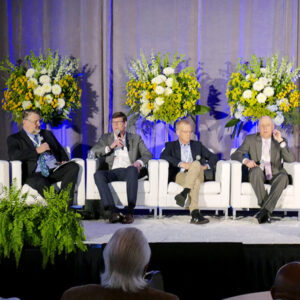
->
xmin=111 ymin=111 xmax=127 ymax=136
xmin=101 ymin=227 xmax=151 ymax=292
xmin=259 ymin=116 xmax=274 ymax=139
xmin=22 ymin=110 xmax=41 ymax=135
xmin=271 ymin=261 xmax=300 ymax=300
xmin=176 ymin=119 xmax=192 ymax=145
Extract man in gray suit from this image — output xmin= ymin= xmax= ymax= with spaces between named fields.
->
xmin=90 ymin=112 xmax=152 ymax=224
xmin=231 ymin=116 xmax=295 ymax=224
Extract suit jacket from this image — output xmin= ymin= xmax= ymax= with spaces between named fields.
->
xmin=61 ymin=284 xmax=179 ymax=300
xmin=91 ymin=132 xmax=152 ymax=170
xmin=7 ymin=129 xmax=69 ymax=184
xmin=231 ymin=133 xmax=295 ymax=176
xmin=160 ymin=140 xmax=219 ymax=182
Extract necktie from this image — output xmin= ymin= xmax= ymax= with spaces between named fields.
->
xmin=34 ymin=135 xmax=50 ymax=177
xmin=263 ymin=141 xmax=272 ymax=180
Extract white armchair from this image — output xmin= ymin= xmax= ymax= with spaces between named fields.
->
xmin=158 ymin=159 xmax=231 ymax=218
xmin=86 ymin=159 xmax=159 ymax=216
xmin=230 ymin=160 xmax=300 ymax=219
xmin=10 ymin=156 xmax=85 ymax=206
xmin=0 ymin=160 xmax=9 ymax=196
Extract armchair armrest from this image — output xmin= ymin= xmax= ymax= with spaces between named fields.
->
xmin=71 ymin=158 xmax=85 ymax=206
xmin=10 ymin=160 xmax=22 ymax=189
xmin=230 ymin=160 xmax=243 ymax=205
xmin=0 ymin=160 xmax=9 ymax=193
xmin=86 ymin=158 xmax=100 ymax=200
xmin=147 ymin=159 xmax=159 ymax=206
xmin=283 ymin=162 xmax=300 ymax=196
xmin=215 ymin=160 xmax=230 ymax=198
xmin=158 ymin=159 xmax=169 ymax=200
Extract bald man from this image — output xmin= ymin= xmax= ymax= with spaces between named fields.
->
xmin=271 ymin=261 xmax=300 ymax=300
xmin=231 ymin=116 xmax=295 ymax=224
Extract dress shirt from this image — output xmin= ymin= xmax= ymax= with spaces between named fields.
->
xmin=179 ymin=141 xmax=193 ymax=172
xmin=260 ymin=138 xmax=271 ymax=171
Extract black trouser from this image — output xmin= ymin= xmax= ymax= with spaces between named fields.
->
xmin=94 ymin=166 xmax=138 ymax=213
xmin=249 ymin=167 xmax=289 ymax=213
xmin=25 ymin=162 xmax=79 ymax=206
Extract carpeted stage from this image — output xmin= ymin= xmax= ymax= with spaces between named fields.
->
xmin=1 ymin=213 xmax=300 ymax=300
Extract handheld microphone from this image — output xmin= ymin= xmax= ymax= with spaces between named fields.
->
xmin=115 ymin=130 xmax=124 ymax=150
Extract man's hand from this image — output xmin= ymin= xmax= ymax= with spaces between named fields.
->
xmin=110 ymin=138 xmax=124 ymax=149
xmin=244 ymin=159 xmax=258 ymax=169
xmin=179 ymin=162 xmax=192 ymax=170
xmin=132 ymin=161 xmax=142 ymax=173
xmin=201 ymin=165 xmax=208 ymax=170
xmin=36 ymin=142 xmax=50 ymax=154
xmin=273 ymin=129 xmax=283 ymax=143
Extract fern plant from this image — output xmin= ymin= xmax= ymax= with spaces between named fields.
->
xmin=0 ymin=181 xmax=87 ymax=268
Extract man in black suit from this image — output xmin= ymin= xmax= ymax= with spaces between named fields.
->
xmin=7 ymin=110 xmax=79 ymax=206
xmin=160 ymin=120 xmax=219 ymax=224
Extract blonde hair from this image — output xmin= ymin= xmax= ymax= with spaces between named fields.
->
xmin=101 ymin=227 xmax=151 ymax=292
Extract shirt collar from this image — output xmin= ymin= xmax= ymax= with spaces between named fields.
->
xmin=179 ymin=140 xmax=190 ymax=147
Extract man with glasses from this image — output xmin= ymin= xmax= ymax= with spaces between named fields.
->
xmin=7 ymin=110 xmax=79 ymax=207
xmin=90 ymin=112 xmax=152 ymax=224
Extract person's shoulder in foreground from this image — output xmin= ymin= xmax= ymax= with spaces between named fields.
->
xmin=61 ymin=283 xmax=179 ymax=300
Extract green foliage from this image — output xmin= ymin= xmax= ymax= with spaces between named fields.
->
xmin=0 ymin=181 xmax=86 ymax=268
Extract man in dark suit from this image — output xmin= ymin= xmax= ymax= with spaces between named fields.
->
xmin=90 ymin=112 xmax=152 ymax=224
xmin=231 ymin=115 xmax=295 ymax=224
xmin=160 ymin=120 xmax=219 ymax=224
xmin=7 ymin=110 xmax=79 ymax=206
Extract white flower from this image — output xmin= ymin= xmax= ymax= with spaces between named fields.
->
xmin=44 ymin=94 xmax=53 ymax=104
xmin=26 ymin=68 xmax=35 ymax=78
xmin=164 ymin=87 xmax=173 ymax=96
xmin=166 ymin=77 xmax=173 ymax=87
xmin=256 ymin=93 xmax=267 ymax=103
xmin=52 ymin=84 xmax=62 ymax=95
xmin=253 ymin=80 xmax=264 ymax=91
xmin=234 ymin=111 xmax=243 ymax=120
xmin=246 ymin=73 xmax=256 ymax=81
xmin=42 ymin=83 xmax=52 ymax=93
xmin=39 ymin=75 xmax=51 ymax=84
xmin=155 ymin=97 xmax=164 ymax=106
xmin=260 ymin=68 xmax=266 ymax=74
xmin=273 ymin=113 xmax=284 ymax=126
xmin=242 ymin=90 xmax=252 ymax=99
xmin=57 ymin=98 xmax=65 ymax=109
xmin=141 ymin=91 xmax=147 ymax=98
xmin=140 ymin=102 xmax=151 ymax=116
xmin=146 ymin=115 xmax=155 ymax=121
xmin=40 ymin=68 xmax=47 ymax=74
xmin=163 ymin=67 xmax=175 ymax=76
xmin=237 ymin=104 xmax=244 ymax=111
xmin=155 ymin=86 xmax=165 ymax=95
xmin=22 ymin=101 xmax=31 ymax=110
xmin=35 ymin=101 xmax=41 ymax=108
xmin=263 ymin=86 xmax=274 ymax=97
xmin=33 ymin=86 xmax=45 ymax=97
xmin=258 ymin=77 xmax=268 ymax=87
xmin=151 ymin=75 xmax=166 ymax=85
xmin=28 ymin=78 xmax=38 ymax=86
xmin=266 ymin=104 xmax=278 ymax=112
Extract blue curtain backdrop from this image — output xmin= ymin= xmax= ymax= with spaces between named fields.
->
xmin=0 ymin=0 xmax=299 ymax=160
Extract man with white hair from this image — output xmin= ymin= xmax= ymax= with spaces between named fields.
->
xmin=231 ymin=115 xmax=295 ymax=224
xmin=271 ymin=261 xmax=300 ymax=299
xmin=61 ymin=227 xmax=179 ymax=300
xmin=160 ymin=119 xmax=219 ymax=224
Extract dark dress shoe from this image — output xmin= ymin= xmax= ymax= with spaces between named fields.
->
xmin=122 ymin=213 xmax=134 ymax=224
xmin=109 ymin=212 xmax=124 ymax=223
xmin=175 ymin=188 xmax=190 ymax=207
xmin=255 ymin=208 xmax=271 ymax=224
xmin=190 ymin=210 xmax=209 ymax=225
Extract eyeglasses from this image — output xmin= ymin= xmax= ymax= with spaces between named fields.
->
xmin=25 ymin=119 xmax=41 ymax=125
xmin=112 ymin=121 xmax=124 ymax=125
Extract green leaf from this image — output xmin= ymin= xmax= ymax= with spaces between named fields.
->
xmin=225 ymin=118 xmax=240 ymax=127
xmin=193 ymin=105 xmax=210 ymax=115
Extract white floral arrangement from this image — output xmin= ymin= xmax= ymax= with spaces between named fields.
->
xmin=226 ymin=54 xmax=300 ymax=135
xmin=1 ymin=49 xmax=82 ymax=126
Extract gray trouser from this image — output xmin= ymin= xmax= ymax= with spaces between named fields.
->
xmin=249 ymin=167 xmax=288 ymax=213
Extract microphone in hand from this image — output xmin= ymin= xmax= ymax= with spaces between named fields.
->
xmin=115 ymin=129 xmax=124 ymax=150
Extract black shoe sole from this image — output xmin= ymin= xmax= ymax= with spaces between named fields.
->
xmin=175 ymin=194 xmax=186 ymax=207
xmin=190 ymin=218 xmax=209 ymax=225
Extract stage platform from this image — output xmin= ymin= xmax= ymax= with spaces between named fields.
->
xmin=83 ymin=214 xmax=300 ymax=244
xmin=1 ymin=213 xmax=300 ymax=300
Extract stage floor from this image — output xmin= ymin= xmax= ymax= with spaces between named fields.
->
xmin=82 ymin=214 xmax=300 ymax=244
